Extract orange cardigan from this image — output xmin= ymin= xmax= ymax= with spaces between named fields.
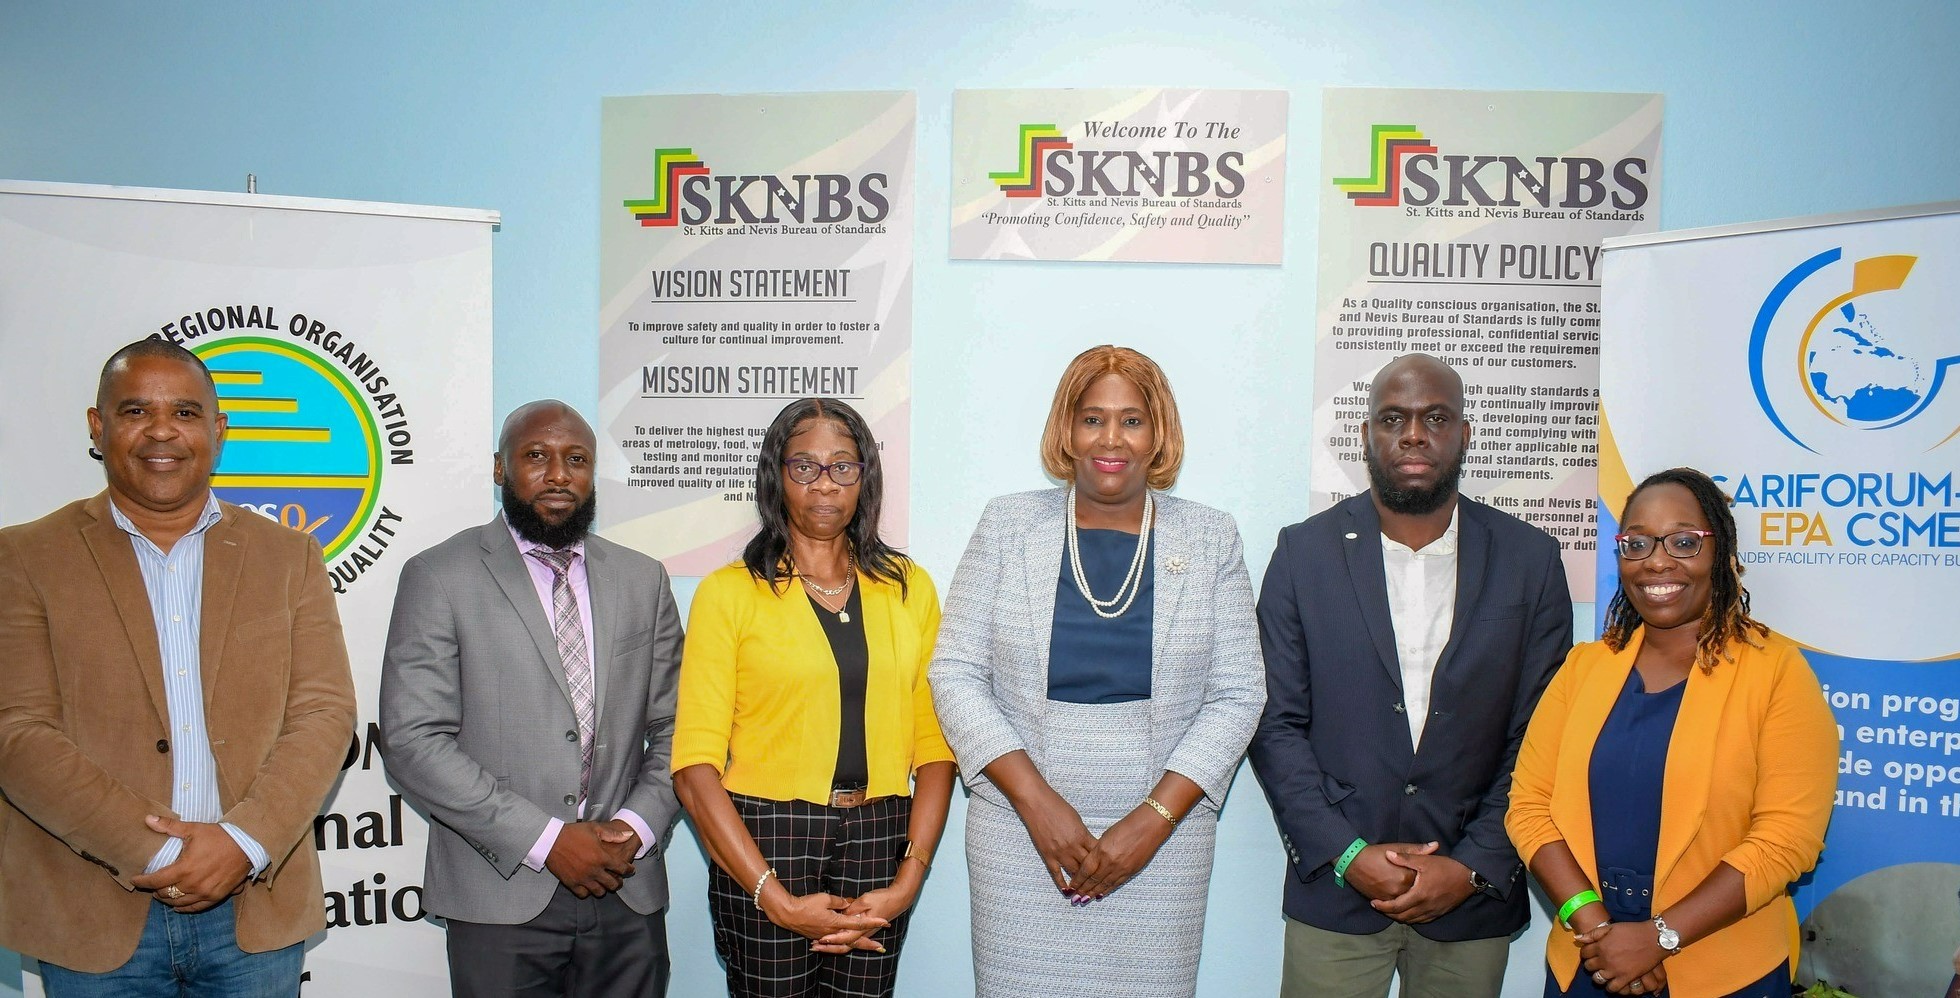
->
xmin=1507 ymin=628 xmax=1837 ymax=994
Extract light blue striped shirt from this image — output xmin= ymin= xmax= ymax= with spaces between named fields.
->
xmin=108 ymin=496 xmax=270 ymax=877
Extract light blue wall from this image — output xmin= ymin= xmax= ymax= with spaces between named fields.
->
xmin=4 ymin=2 xmax=1956 ymax=994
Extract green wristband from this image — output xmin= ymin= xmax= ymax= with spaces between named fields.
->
xmin=1332 ymin=838 xmax=1368 ymax=889
xmin=1557 ymin=889 xmax=1602 ymax=930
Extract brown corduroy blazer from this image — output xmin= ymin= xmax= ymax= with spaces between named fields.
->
xmin=0 ymin=492 xmax=356 ymax=972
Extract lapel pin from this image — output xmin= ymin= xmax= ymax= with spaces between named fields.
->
xmin=1165 ymin=556 xmax=1188 ymax=575
xmin=1344 ymin=532 xmax=1358 ymax=540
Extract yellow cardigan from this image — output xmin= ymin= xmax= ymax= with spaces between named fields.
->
xmin=1507 ymin=627 xmax=1837 ymax=995
xmin=673 ymin=560 xmax=955 ymax=804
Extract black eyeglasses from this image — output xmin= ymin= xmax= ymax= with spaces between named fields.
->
xmin=782 ymin=458 xmax=866 ymax=486
xmin=1614 ymin=529 xmax=1715 ymax=561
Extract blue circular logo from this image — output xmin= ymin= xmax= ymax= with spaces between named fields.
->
xmin=193 ymin=337 xmax=382 ymax=559
xmin=1751 ymin=249 xmax=1960 ymax=451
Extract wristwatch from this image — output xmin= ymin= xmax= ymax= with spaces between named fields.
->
xmin=1652 ymin=915 xmax=1681 ymax=954
xmin=902 ymin=840 xmax=931 ymax=871
xmin=1468 ymin=869 xmax=1500 ymax=898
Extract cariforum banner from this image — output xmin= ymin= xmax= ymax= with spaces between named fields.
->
xmin=1600 ymin=202 xmax=1960 ymax=996
xmin=0 ymin=180 xmax=494 ymax=995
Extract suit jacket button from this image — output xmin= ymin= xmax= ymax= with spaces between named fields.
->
xmin=564 ymin=794 xmax=577 ymax=806
xmin=1392 ymin=703 xmax=1406 ymax=714
xmin=566 ymin=730 xmax=578 ymax=742
xmin=156 ymin=739 xmax=170 ymax=753
xmin=1404 ymin=783 xmax=1418 ymax=796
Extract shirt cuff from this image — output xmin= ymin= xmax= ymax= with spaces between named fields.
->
xmin=219 ymin=823 xmax=271 ymax=878
xmin=613 ymin=809 xmax=656 ymax=860
xmin=144 ymin=836 xmax=184 ymax=875
xmin=524 ymin=818 xmax=565 ymax=872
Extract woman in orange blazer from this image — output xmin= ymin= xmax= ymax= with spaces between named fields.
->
xmin=1508 ymin=468 xmax=1837 ymax=997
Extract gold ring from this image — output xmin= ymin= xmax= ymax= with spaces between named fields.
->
xmin=158 ymin=885 xmax=184 ymax=900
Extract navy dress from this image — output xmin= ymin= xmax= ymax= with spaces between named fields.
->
xmin=1547 ymin=669 xmax=1788 ymax=998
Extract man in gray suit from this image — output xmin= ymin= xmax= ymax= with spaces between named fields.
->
xmin=382 ymin=400 xmax=684 ymax=998
xmin=1249 ymin=355 xmax=1572 ymax=998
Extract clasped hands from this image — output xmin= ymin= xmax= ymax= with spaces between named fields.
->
xmin=1024 ymin=792 xmax=1172 ymax=904
xmin=129 ymin=814 xmax=253 ymax=914
xmin=544 ymin=819 xmax=641 ymax=899
xmin=1344 ymin=842 xmax=1476 ymax=924
xmin=761 ymin=881 xmax=912 ymax=956
xmin=1573 ymin=921 xmax=1668 ymax=996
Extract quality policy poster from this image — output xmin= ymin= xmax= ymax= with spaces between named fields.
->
xmin=1310 ymin=88 xmax=1663 ymax=600
xmin=950 ymin=88 xmax=1287 ymax=264
xmin=598 ymin=92 xmax=914 ymax=575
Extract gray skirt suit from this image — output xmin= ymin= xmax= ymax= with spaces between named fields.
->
xmin=930 ymin=488 xmax=1267 ymax=996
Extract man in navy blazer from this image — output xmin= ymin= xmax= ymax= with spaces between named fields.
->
xmin=1249 ymin=354 xmax=1573 ymax=997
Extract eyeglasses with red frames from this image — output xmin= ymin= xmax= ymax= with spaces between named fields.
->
xmin=1614 ymin=529 xmax=1715 ymax=561
xmin=782 ymin=458 xmax=866 ymax=486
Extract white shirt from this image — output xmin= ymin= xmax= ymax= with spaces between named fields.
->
xmin=1381 ymin=506 xmax=1459 ymax=750
xmin=109 ymin=496 xmax=270 ymax=877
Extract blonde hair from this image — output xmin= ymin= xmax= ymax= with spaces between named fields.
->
xmin=1039 ymin=345 xmax=1184 ymax=491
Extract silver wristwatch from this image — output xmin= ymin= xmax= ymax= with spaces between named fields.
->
xmin=1652 ymin=915 xmax=1681 ymax=953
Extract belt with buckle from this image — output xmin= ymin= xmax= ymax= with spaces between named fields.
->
xmin=1600 ymin=867 xmax=1655 ymax=919
xmin=827 ymin=786 xmax=888 ymax=808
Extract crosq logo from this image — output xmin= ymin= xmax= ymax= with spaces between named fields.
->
xmin=1749 ymin=249 xmax=1960 ymax=453
xmin=194 ymin=337 xmax=381 ymax=559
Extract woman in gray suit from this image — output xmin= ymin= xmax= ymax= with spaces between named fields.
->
xmin=930 ymin=345 xmax=1267 ymax=997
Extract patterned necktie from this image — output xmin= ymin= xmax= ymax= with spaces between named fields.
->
xmin=527 ymin=546 xmax=594 ymax=803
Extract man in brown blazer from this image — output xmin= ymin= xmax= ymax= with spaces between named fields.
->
xmin=0 ymin=338 xmax=357 ymax=995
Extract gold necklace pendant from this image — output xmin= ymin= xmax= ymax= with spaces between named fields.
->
xmin=807 ymin=582 xmax=851 ymax=623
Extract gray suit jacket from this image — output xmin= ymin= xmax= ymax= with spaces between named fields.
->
xmin=380 ymin=518 xmax=684 ymax=923
xmin=930 ymin=488 xmax=1266 ymax=811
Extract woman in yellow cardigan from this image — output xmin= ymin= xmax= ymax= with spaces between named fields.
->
xmin=1508 ymin=468 xmax=1837 ymax=997
xmin=673 ymin=398 xmax=955 ymax=998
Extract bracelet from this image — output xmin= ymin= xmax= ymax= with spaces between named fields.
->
xmin=1557 ymin=889 xmax=1602 ymax=930
xmin=1332 ymin=838 xmax=1368 ymax=889
xmin=1142 ymin=797 xmax=1179 ymax=825
xmin=751 ymin=867 xmax=777 ymax=910
xmin=902 ymin=840 xmax=931 ymax=871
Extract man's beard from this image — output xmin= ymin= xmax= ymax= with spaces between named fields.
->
xmin=502 ymin=480 xmax=598 ymax=549
xmin=1364 ymin=443 xmax=1465 ymax=516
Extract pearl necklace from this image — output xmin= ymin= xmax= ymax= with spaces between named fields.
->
xmin=1066 ymin=484 xmax=1152 ymax=619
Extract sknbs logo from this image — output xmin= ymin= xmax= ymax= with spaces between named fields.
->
xmin=1330 ymin=122 xmax=1649 ymax=213
xmin=621 ymin=146 xmax=890 ymax=228
xmin=985 ymin=122 xmax=1246 ymax=199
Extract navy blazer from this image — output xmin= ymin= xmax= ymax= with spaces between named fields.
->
xmin=1247 ymin=494 xmax=1572 ymax=941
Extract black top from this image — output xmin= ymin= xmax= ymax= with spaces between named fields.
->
xmin=1048 ymin=527 xmax=1154 ymax=704
xmin=810 ymin=585 xmax=869 ymax=788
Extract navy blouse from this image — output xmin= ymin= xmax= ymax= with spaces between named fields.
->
xmin=1047 ymin=528 xmax=1154 ymax=704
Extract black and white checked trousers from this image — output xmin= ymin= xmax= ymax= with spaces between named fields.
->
xmin=708 ymin=793 xmax=914 ymax=998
